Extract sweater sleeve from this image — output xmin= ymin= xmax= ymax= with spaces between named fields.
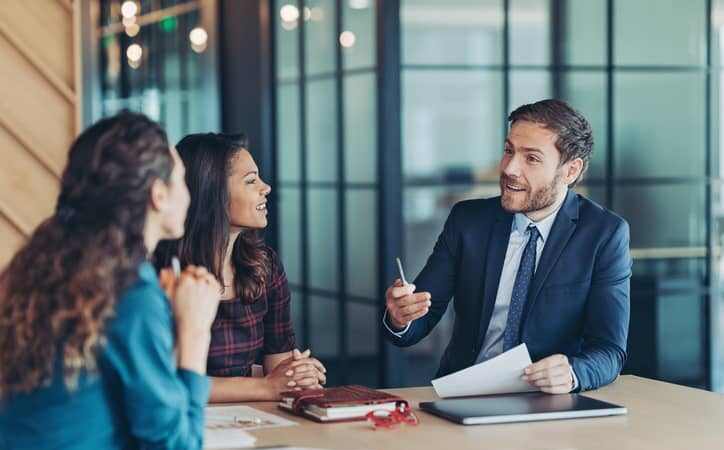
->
xmin=102 ymin=280 xmax=210 ymax=450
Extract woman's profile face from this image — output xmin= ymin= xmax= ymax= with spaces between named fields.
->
xmin=227 ymin=148 xmax=271 ymax=231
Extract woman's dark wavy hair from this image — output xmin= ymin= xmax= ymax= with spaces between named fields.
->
xmin=155 ymin=133 xmax=269 ymax=303
xmin=0 ymin=112 xmax=173 ymax=399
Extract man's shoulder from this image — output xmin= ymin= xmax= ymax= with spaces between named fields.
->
xmin=450 ymin=196 xmax=503 ymax=221
xmin=575 ymin=193 xmax=629 ymax=231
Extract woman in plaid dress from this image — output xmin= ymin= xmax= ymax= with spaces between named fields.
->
xmin=156 ymin=133 xmax=327 ymax=402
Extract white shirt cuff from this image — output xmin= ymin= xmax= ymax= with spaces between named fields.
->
xmin=570 ymin=365 xmax=579 ymax=392
xmin=383 ymin=309 xmax=410 ymax=337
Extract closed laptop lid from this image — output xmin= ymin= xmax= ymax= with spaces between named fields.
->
xmin=420 ymin=393 xmax=626 ymax=425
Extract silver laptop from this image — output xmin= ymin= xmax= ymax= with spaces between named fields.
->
xmin=419 ymin=393 xmax=626 ymax=425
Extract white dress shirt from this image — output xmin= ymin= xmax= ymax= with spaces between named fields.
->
xmin=475 ymin=208 xmax=560 ymax=363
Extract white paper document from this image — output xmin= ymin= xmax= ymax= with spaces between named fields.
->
xmin=431 ymin=343 xmax=538 ymax=398
xmin=204 ymin=428 xmax=256 ymax=449
xmin=255 ymin=448 xmax=373 ymax=450
xmin=204 ymin=405 xmax=298 ymax=449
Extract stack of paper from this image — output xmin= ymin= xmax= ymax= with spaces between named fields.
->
xmin=431 ymin=343 xmax=538 ymax=398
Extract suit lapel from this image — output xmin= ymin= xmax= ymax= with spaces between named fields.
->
xmin=525 ymin=189 xmax=579 ymax=316
xmin=477 ymin=207 xmax=513 ymax=348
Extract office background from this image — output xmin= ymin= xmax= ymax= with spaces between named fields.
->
xmin=2 ymin=0 xmax=724 ymax=392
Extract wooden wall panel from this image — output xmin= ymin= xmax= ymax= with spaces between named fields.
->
xmin=0 ymin=214 xmax=26 ymax=270
xmin=0 ymin=1 xmax=75 ymax=87
xmin=0 ymin=126 xmax=59 ymax=232
xmin=0 ymin=36 xmax=73 ymax=174
xmin=0 ymin=0 xmax=78 ymax=269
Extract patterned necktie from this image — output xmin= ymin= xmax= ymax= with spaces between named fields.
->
xmin=503 ymin=225 xmax=541 ymax=351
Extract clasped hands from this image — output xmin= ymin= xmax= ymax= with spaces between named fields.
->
xmin=266 ymin=349 xmax=327 ymax=393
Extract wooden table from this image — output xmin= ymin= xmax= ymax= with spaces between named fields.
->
xmin=211 ymin=375 xmax=724 ymax=450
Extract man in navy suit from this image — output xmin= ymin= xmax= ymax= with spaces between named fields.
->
xmin=384 ymin=99 xmax=631 ymax=393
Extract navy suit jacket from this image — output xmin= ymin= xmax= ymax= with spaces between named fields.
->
xmin=386 ymin=189 xmax=632 ymax=392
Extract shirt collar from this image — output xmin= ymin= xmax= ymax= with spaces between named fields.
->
xmin=138 ymin=260 xmax=159 ymax=284
xmin=511 ymin=203 xmax=562 ymax=244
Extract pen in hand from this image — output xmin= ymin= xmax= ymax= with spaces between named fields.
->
xmin=395 ymin=257 xmax=408 ymax=285
xmin=158 ymin=256 xmax=182 ymax=300
xmin=386 ymin=257 xmax=432 ymax=330
xmin=171 ymin=256 xmax=181 ymax=280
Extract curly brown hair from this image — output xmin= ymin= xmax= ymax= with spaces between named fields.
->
xmin=154 ymin=133 xmax=269 ymax=303
xmin=0 ymin=112 xmax=173 ymax=399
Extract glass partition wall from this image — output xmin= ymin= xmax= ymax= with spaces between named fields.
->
xmin=272 ymin=0 xmax=724 ymax=391
xmin=84 ymin=0 xmax=220 ymax=143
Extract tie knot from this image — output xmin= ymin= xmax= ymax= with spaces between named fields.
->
xmin=527 ymin=225 xmax=540 ymax=242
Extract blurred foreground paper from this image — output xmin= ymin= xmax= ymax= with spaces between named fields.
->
xmin=205 ymin=405 xmax=297 ymax=449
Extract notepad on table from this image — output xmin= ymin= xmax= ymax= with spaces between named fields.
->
xmin=279 ymin=385 xmax=403 ymax=422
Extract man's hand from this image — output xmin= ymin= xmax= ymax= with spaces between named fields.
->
xmin=385 ymin=278 xmax=431 ymax=330
xmin=522 ymin=354 xmax=574 ymax=394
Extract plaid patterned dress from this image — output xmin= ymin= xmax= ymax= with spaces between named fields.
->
xmin=206 ymin=247 xmax=296 ymax=376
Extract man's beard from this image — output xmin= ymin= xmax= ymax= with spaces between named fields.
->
xmin=500 ymin=172 xmax=563 ymax=214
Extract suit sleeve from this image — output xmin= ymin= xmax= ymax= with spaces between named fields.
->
xmin=570 ymin=219 xmax=632 ymax=391
xmin=384 ymin=203 xmax=462 ymax=347
xmin=103 ymin=284 xmax=210 ymax=450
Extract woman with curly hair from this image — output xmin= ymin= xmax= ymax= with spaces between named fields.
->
xmin=155 ymin=133 xmax=326 ymax=402
xmin=0 ymin=112 xmax=221 ymax=449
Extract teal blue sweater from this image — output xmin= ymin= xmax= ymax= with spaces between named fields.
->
xmin=0 ymin=262 xmax=210 ymax=449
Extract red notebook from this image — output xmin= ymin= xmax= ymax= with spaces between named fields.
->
xmin=278 ymin=385 xmax=404 ymax=423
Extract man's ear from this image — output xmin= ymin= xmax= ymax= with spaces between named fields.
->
xmin=565 ymin=158 xmax=584 ymax=184
xmin=149 ymin=178 xmax=169 ymax=212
